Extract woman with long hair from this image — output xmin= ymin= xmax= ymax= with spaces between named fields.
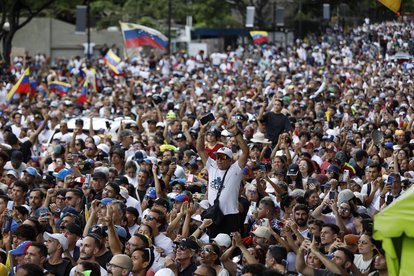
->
xmin=200 ymin=243 xmax=230 ymax=276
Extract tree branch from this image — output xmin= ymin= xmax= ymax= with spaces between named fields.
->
xmin=17 ymin=0 xmax=55 ymax=31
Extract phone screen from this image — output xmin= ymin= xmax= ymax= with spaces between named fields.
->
xmin=200 ymin=113 xmax=215 ymax=125
xmin=329 ymin=191 xmax=335 ymax=200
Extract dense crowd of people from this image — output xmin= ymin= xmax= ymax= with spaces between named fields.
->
xmin=0 ymin=18 xmax=412 ymax=276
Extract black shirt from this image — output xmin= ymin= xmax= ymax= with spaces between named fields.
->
xmin=262 ymin=112 xmax=292 ymax=144
xmin=96 ymin=250 xmax=113 ymax=269
xmin=44 ymin=258 xmax=73 ymax=276
xmin=177 ymin=262 xmax=197 ymax=276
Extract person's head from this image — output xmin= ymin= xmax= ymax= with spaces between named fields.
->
xmin=273 ymin=98 xmax=284 ymax=113
xmin=107 ymin=254 xmax=133 ymax=276
xmin=15 ymin=263 xmax=44 ymax=276
xmin=332 ymin=247 xmax=354 ymax=271
xmin=65 ymin=189 xmax=83 ymax=208
xmin=176 ymin=238 xmax=199 ymax=262
xmin=131 ymin=247 xmax=155 ymax=274
xmin=374 ymin=251 xmax=387 ymax=271
xmin=265 ymin=245 xmax=287 ymax=269
xmin=338 ymin=202 xmax=353 ymax=219
xmin=366 ymin=163 xmax=381 ymax=181
xmin=137 ymin=170 xmax=149 ymax=187
xmin=12 ymin=180 xmax=29 ymax=202
xmin=24 ymin=242 xmax=47 ymax=267
xmin=79 ymin=235 xmax=101 ymax=261
xmin=257 ymin=197 xmax=278 ymax=220
xmin=194 ymin=264 xmax=217 ymax=276
xmin=241 ymin=263 xmax=267 ymax=276
xmin=304 ymin=189 xmax=320 ymax=207
xmin=102 ymin=183 xmax=120 ymax=199
xmin=320 ymin=224 xmax=340 ymax=246
xmin=13 ymin=224 xmax=37 ymax=246
xmin=306 ymin=251 xmax=322 ymax=269
xmin=200 ymin=243 xmax=220 ymax=266
xmin=0 ymin=195 xmax=10 ymax=214
xmin=143 ymin=208 xmax=166 ymax=233
xmin=214 ymin=147 xmax=233 ymax=170
xmin=74 ymin=261 xmax=101 ymax=276
xmin=136 ymin=224 xmax=153 ymax=238
xmin=293 ymin=204 xmax=309 ymax=227
xmin=307 ymin=219 xmax=323 ymax=237
xmin=28 ymin=189 xmax=44 ymax=209
xmin=125 ymin=233 xmax=150 ymax=256
xmin=44 ymin=232 xmax=68 ymax=256
xmin=358 ymin=233 xmax=377 ymax=255
xmin=91 ymin=171 xmax=108 ymax=192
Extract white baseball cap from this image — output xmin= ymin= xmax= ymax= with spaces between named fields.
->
xmin=43 ymin=232 xmax=68 ymax=251
xmin=212 ymin=233 xmax=231 ymax=248
xmin=214 ymin=147 xmax=233 ymax=159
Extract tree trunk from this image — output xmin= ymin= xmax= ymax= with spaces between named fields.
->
xmin=2 ymin=32 xmax=12 ymax=66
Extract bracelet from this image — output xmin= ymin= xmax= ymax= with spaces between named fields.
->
xmin=198 ymin=227 xmax=205 ymax=232
xmin=380 ymin=195 xmax=385 ymax=198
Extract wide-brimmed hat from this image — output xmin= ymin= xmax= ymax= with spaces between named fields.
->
xmin=250 ymin=132 xmax=271 ymax=144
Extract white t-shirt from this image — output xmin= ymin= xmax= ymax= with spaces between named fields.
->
xmin=206 ymin=157 xmax=242 ymax=215
xmin=361 ymin=183 xmax=380 ymax=216
xmin=353 ymin=254 xmax=373 ymax=273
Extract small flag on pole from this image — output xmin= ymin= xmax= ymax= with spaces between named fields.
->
xmin=103 ymin=49 xmax=122 ymax=74
xmin=77 ymin=81 xmax=88 ymax=104
xmin=250 ymin=31 xmax=269 ymax=44
xmin=6 ymin=68 xmax=30 ymax=104
xmin=49 ymin=81 xmax=71 ymax=96
xmin=120 ymin=22 xmax=168 ymax=51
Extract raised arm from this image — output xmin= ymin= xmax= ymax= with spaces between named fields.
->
xmin=29 ymin=115 xmax=50 ymax=145
xmin=227 ymin=122 xmax=249 ymax=168
xmin=196 ymin=122 xmax=210 ymax=165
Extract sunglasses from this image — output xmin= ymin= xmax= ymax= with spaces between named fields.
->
xmin=173 ymin=186 xmax=182 ymax=190
xmin=202 ymin=247 xmax=217 ymax=255
xmin=177 ymin=245 xmax=189 ymax=251
xmin=144 ymin=215 xmax=158 ymax=221
xmin=216 ymin=154 xmax=229 ymax=160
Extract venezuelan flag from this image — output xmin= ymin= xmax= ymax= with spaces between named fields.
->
xmin=49 ymin=81 xmax=71 ymax=96
xmin=6 ymin=68 xmax=30 ymax=104
xmin=103 ymin=49 xmax=122 ymax=74
xmin=77 ymin=81 xmax=88 ymax=104
xmin=250 ymin=31 xmax=269 ymax=44
xmin=120 ymin=22 xmax=168 ymax=51
xmin=378 ymin=0 xmax=401 ymax=13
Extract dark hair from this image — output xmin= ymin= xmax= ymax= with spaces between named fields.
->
xmin=307 ymin=219 xmax=324 ymax=231
xmin=17 ymin=263 xmax=44 ymax=275
xmin=78 ymin=261 xmax=101 ymax=276
xmin=86 ymin=234 xmax=101 ymax=249
xmin=368 ymin=163 xmax=381 ymax=173
xmin=268 ymin=245 xmax=287 ymax=264
xmin=133 ymin=233 xmax=151 ymax=248
xmin=0 ymin=195 xmax=10 ymax=204
xmin=242 ymin=263 xmax=267 ymax=276
xmin=322 ymin=223 xmax=340 ymax=235
xmin=198 ymin=264 xmax=217 ymax=276
xmin=30 ymin=188 xmax=45 ymax=199
xmin=25 ymin=218 xmax=43 ymax=236
xmin=293 ymin=203 xmax=309 ymax=214
xmin=14 ymin=224 xmax=37 ymax=241
xmin=30 ymin=242 xmax=48 ymax=258
xmin=335 ymin=247 xmax=355 ymax=263
xmin=259 ymin=197 xmax=276 ymax=214
xmin=150 ymin=208 xmax=167 ymax=231
xmin=133 ymin=247 xmax=155 ymax=270
xmin=14 ymin=180 xmax=29 ymax=193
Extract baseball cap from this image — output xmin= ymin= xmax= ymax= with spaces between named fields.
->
xmin=100 ymin=198 xmax=113 ymax=206
xmin=252 ymin=226 xmax=271 ymax=239
xmin=166 ymin=111 xmax=176 ymax=119
xmin=52 ymin=168 xmax=73 ymax=180
xmin=179 ymin=238 xmax=199 ymax=250
xmin=350 ymin=177 xmax=363 ymax=188
xmin=43 ymin=232 xmax=68 ymax=250
xmin=175 ymin=132 xmax=186 ymax=140
xmin=198 ymin=200 xmax=210 ymax=210
xmin=212 ymin=234 xmax=231 ymax=248
xmin=106 ymin=225 xmax=127 ymax=241
xmin=327 ymin=165 xmax=340 ymax=175
xmin=337 ymin=189 xmax=355 ymax=205
xmin=120 ymin=129 xmax=133 ymax=138
xmin=6 ymin=170 xmax=18 ymax=178
xmin=92 ymin=171 xmax=107 ymax=180
xmin=287 ymin=164 xmax=299 ymax=176
xmin=106 ymin=183 xmax=120 ymax=195
xmin=214 ymin=147 xmax=233 ymax=159
xmin=23 ymin=167 xmax=39 ymax=177
xmin=97 ymin=144 xmax=110 ymax=155
xmin=146 ymin=187 xmax=157 ymax=199
xmin=156 ymin=122 xmax=165 ymax=128
xmin=174 ymin=194 xmax=191 ymax=203
xmin=154 ymin=198 xmax=170 ymax=211
xmin=114 ymin=176 xmax=129 ymax=186
xmin=10 ymin=241 xmax=32 ymax=256
xmin=112 ymin=148 xmax=125 ymax=158
xmin=60 ymin=207 xmax=80 ymax=218
xmin=384 ymin=142 xmax=393 ymax=149
xmin=62 ymin=223 xmax=82 ymax=237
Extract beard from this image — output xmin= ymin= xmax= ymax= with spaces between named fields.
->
xmin=295 ymin=218 xmax=307 ymax=227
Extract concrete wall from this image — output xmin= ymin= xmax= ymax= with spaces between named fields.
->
xmin=12 ymin=18 xmax=124 ymax=59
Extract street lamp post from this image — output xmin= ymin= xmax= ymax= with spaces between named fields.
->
xmin=2 ymin=21 xmax=10 ymax=62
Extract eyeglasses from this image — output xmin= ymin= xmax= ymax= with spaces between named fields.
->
xmin=56 ymin=196 xmax=65 ymax=201
xmin=173 ymin=186 xmax=182 ymax=191
xmin=144 ymin=215 xmax=158 ymax=222
xmin=202 ymin=247 xmax=217 ymax=255
xmin=65 ymin=196 xmax=73 ymax=201
xmin=216 ymin=154 xmax=229 ymax=160
xmin=339 ymin=207 xmax=350 ymax=212
xmin=106 ymin=263 xmax=127 ymax=270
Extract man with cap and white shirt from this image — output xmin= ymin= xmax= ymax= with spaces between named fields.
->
xmin=196 ymin=121 xmax=249 ymax=238
xmin=44 ymin=232 xmax=73 ymax=275
xmin=212 ymin=233 xmax=232 ymax=254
